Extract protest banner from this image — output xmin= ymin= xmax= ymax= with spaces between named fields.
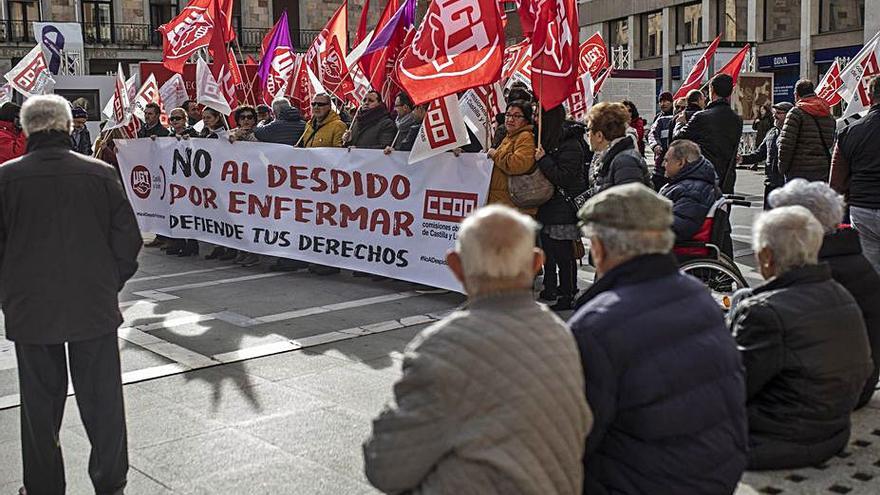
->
xmin=116 ymin=139 xmax=493 ymax=291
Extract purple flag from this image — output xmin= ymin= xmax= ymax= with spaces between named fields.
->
xmin=257 ymin=11 xmax=292 ymax=85
xmin=362 ymin=0 xmax=417 ymax=56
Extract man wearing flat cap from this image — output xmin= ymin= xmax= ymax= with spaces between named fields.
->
xmin=568 ymin=183 xmax=748 ymax=494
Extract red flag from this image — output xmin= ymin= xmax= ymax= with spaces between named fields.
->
xmin=674 ymin=34 xmax=721 ymax=99
xmin=157 ymin=0 xmax=216 ymax=73
xmin=286 ymin=54 xmax=313 ymax=119
xmin=395 ymin=0 xmax=506 ymax=105
xmin=358 ymin=0 xmax=399 ymax=89
xmin=502 ymin=39 xmax=530 ymax=82
xmin=816 ymin=60 xmax=844 ymax=106
xmin=578 ymin=32 xmax=609 ymax=79
xmin=516 ymin=0 xmax=538 ymax=37
xmin=306 ymin=1 xmax=353 ymax=99
xmin=246 ymin=54 xmax=257 ymax=65
xmin=531 ymin=0 xmax=579 ymax=110
xmin=356 ymin=0 xmax=371 ymax=46
xmin=208 ymin=4 xmax=238 ymax=110
xmin=715 ymin=44 xmax=750 ymax=85
xmin=218 ymin=0 xmax=236 ymax=42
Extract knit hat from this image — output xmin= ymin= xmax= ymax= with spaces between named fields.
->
xmin=0 ymin=102 xmax=20 ymax=122
xmin=72 ymin=107 xmax=88 ymax=119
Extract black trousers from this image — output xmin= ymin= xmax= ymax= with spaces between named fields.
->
xmin=541 ymin=233 xmax=577 ymax=299
xmin=16 ymin=333 xmax=128 ymax=495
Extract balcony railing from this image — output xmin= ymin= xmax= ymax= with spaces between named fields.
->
xmin=0 ymin=19 xmax=320 ymax=52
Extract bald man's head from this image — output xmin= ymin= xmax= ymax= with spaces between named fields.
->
xmin=447 ymin=205 xmax=542 ymax=295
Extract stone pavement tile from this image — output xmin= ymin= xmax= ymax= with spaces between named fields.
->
xmin=185 ymin=456 xmax=378 ymax=495
xmin=379 ymin=323 xmax=432 ymax=344
xmin=122 ymin=403 xmax=225 ymax=450
xmin=278 ymin=364 xmax=398 ymax=418
xmin=128 ymin=364 xmax=271 ymax=404
xmin=120 ymin=298 xmax=222 ymax=329
xmin=0 ymin=426 xmax=91 ymax=487
xmin=0 ymin=406 xmax=18 ymax=445
xmin=243 ymin=405 xmax=375 ymax=486
xmin=168 ymin=380 xmax=335 ymax=428
xmin=149 ymin=319 xmax=289 ymax=357
xmin=0 ymin=368 xmax=17 ymax=397
xmin=302 ymin=333 xmax=411 ymax=370
xmin=119 ymin=341 xmax=174 ymax=373
xmin=131 ymin=428 xmax=290 ymax=491
xmin=242 ymin=349 xmax=355 ymax=382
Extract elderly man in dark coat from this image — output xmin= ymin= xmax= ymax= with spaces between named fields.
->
xmin=570 ymin=183 xmax=748 ymax=494
xmin=253 ymin=97 xmax=305 ymax=146
xmin=0 ymin=95 xmax=142 ymax=495
xmin=659 ymin=139 xmax=720 ymax=242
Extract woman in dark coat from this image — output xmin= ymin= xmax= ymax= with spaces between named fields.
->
xmin=585 ymin=102 xmax=650 ymax=199
xmin=730 ymin=205 xmax=872 ymax=470
xmin=768 ymin=179 xmax=880 ymax=409
xmin=344 ymin=90 xmax=396 ymax=149
xmin=535 ymin=106 xmax=586 ymax=310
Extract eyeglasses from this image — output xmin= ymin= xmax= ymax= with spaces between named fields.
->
xmin=169 ymin=116 xmax=184 ymax=121
xmin=505 ymin=113 xmax=525 ymax=120
xmin=311 ymin=102 xmax=330 ymax=107
xmin=239 ymin=114 xmax=256 ymax=120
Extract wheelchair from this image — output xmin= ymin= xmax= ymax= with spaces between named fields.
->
xmin=674 ymin=195 xmax=752 ymax=307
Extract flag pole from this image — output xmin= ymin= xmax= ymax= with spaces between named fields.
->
xmin=232 ymin=38 xmax=258 ymax=107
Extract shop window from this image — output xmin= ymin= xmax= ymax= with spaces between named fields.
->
xmin=717 ymin=0 xmax=748 ymax=41
xmin=677 ymin=3 xmax=702 ymax=46
xmin=642 ymin=11 xmax=663 ymax=58
xmin=764 ymin=0 xmax=800 ymax=41
xmin=819 ymin=0 xmax=864 ymax=33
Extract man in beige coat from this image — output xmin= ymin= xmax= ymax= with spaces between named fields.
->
xmin=363 ymin=205 xmax=592 ymax=494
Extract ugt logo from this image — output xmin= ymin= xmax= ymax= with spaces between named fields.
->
xmin=131 ymin=165 xmax=152 ymax=199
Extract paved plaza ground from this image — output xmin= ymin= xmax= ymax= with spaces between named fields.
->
xmin=1 ymin=169 xmax=879 ymax=494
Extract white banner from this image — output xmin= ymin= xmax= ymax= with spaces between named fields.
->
xmin=4 ymin=44 xmax=54 ymax=98
xmin=33 ymin=22 xmax=84 ymax=75
xmin=409 ymin=94 xmax=471 ymax=164
xmin=116 ymin=139 xmax=493 ymax=291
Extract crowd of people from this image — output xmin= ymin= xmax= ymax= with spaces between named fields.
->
xmin=2 ymin=66 xmax=880 ymax=494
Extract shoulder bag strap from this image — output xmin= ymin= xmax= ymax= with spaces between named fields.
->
xmin=807 ymin=113 xmax=832 ymax=161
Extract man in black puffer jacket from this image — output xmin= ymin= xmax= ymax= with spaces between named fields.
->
xmin=659 ymin=139 xmax=720 ymax=242
xmin=778 ymin=80 xmax=836 ymax=182
xmin=254 ymin=97 xmax=305 ymax=146
xmin=673 ymin=74 xmax=743 ymax=193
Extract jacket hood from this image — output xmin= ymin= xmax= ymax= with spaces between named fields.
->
xmin=278 ymin=106 xmax=302 ymax=122
xmin=670 ymin=156 xmax=717 ymax=185
xmin=561 ymin=121 xmax=586 ymax=141
xmin=797 ymin=95 xmax=832 ymax=118
xmin=26 ymin=130 xmax=70 ymax=152
xmin=753 ymin=263 xmax=832 ymax=295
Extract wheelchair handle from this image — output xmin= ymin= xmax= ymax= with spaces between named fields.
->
xmin=724 ymin=194 xmax=747 ymax=200
xmin=730 ymin=200 xmax=752 ymax=207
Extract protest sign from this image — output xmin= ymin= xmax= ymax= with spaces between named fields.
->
xmin=116 ymin=139 xmax=493 ymax=291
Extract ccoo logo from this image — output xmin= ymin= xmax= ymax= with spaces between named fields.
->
xmin=131 ymin=165 xmax=152 ymax=199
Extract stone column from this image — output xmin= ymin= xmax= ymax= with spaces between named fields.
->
xmin=627 ymin=14 xmax=636 ymax=68
xmin=800 ymin=0 xmax=814 ymax=80
xmin=662 ymin=7 xmax=672 ymax=91
xmin=867 ymin=0 xmax=880 ymax=44
xmin=702 ymin=0 xmax=717 ymax=41
xmin=747 ymin=0 xmax=761 ymax=42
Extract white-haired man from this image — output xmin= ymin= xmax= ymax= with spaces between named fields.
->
xmin=363 ymin=205 xmax=592 ymax=494
xmin=731 ymin=205 xmax=871 ymax=469
xmin=253 ymin=97 xmax=305 ymax=146
xmin=569 ymin=183 xmax=747 ymax=494
xmin=0 ymin=95 xmax=142 ymax=495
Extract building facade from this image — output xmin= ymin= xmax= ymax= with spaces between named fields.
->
xmin=580 ymin=0 xmax=874 ymax=102
xmin=0 ymin=0 xmax=374 ymax=75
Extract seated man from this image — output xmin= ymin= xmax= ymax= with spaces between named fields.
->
xmin=363 ymin=205 xmax=592 ymax=494
xmin=659 ymin=139 xmax=721 ymax=244
xmin=730 ymin=205 xmax=871 ymax=469
xmin=570 ymin=183 xmax=747 ymax=494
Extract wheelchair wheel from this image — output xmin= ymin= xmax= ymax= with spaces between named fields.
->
xmin=680 ymin=257 xmax=749 ymax=304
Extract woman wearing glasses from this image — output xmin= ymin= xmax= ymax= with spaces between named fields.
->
xmin=168 ymin=107 xmax=199 ymax=138
xmin=486 ymin=100 xmax=537 ymax=215
xmin=343 ymin=90 xmax=396 ymax=149
xmin=229 ymin=105 xmax=260 ymax=144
